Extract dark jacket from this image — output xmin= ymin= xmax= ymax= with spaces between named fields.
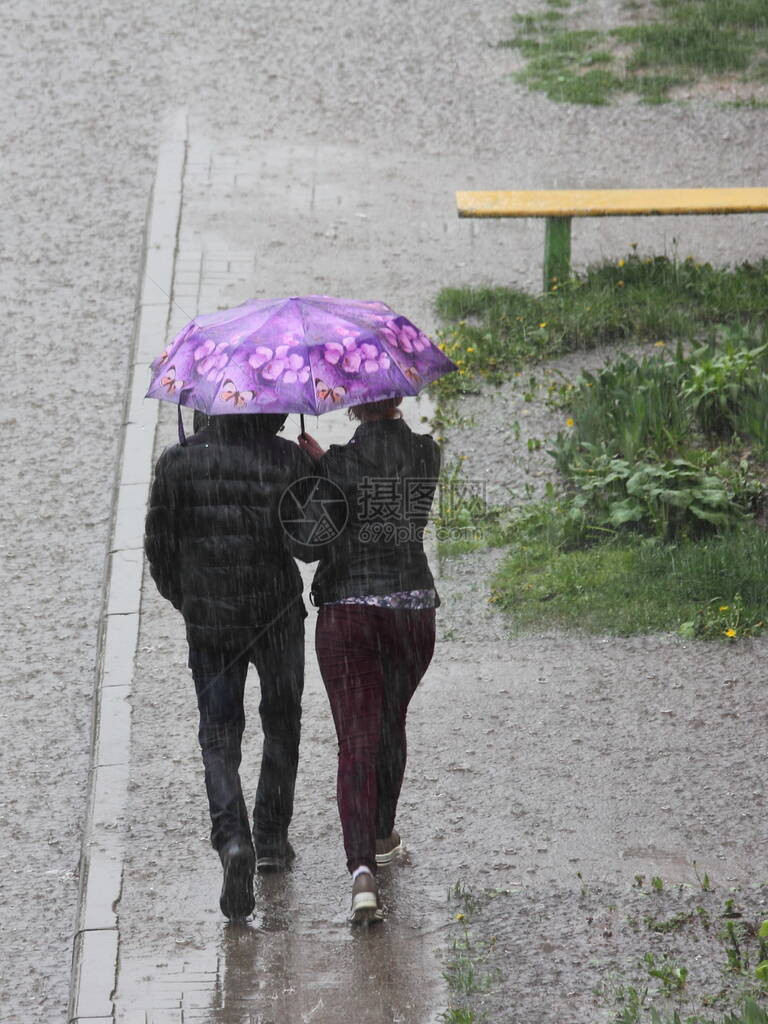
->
xmin=304 ymin=418 xmax=441 ymax=606
xmin=144 ymin=417 xmax=314 ymax=649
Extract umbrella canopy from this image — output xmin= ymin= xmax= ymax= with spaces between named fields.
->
xmin=145 ymin=295 xmax=457 ymax=417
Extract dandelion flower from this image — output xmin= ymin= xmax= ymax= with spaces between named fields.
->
xmin=618 ymin=258 xmax=626 ymax=268
xmin=654 ymin=341 xmax=666 ymax=347
xmin=566 ymin=417 xmax=575 ymax=428
xmin=467 ymin=346 xmax=475 ymax=352
xmin=719 ymin=605 xmax=729 ymax=612
xmin=725 ymin=628 xmax=737 ymax=638
xmin=455 ymin=912 xmax=465 ymax=921
xmin=539 ymin=321 xmax=547 ymax=328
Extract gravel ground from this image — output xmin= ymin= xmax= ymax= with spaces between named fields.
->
xmin=445 ymin=882 xmax=768 ymax=1023
xmin=4 ymin=0 xmax=768 ymax=1019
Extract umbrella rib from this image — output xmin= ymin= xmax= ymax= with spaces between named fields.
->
xmin=297 ymin=296 xmax=398 ymax=337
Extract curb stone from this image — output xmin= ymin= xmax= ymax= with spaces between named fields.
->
xmin=66 ymin=108 xmax=188 ymax=1024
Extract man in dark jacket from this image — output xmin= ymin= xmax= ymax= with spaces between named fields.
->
xmin=144 ymin=412 xmax=313 ymax=920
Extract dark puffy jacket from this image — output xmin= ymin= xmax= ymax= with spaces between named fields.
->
xmin=305 ymin=418 xmax=441 ymax=605
xmin=144 ymin=417 xmax=313 ymax=649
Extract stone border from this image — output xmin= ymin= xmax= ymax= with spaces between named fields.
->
xmin=67 ymin=109 xmax=188 ymax=1024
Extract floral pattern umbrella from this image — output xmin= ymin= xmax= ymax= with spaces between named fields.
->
xmin=146 ymin=295 xmax=457 ymax=418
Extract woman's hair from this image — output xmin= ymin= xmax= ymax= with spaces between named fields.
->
xmin=347 ymin=396 xmax=403 ymax=421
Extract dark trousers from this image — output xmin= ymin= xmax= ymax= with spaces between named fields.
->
xmin=188 ymin=610 xmax=304 ymax=853
xmin=315 ymin=604 xmax=436 ymax=874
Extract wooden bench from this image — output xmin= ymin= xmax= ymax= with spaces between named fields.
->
xmin=456 ymin=188 xmax=768 ymax=291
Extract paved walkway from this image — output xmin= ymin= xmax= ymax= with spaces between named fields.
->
xmin=66 ymin=107 xmax=768 ymax=1024
xmin=76 ymin=119 xmax=468 ymax=1024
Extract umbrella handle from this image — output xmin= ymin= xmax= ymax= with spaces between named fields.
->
xmin=300 ymin=413 xmax=305 ymax=437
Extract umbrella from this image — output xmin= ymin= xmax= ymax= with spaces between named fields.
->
xmin=146 ymin=295 xmax=457 ymax=437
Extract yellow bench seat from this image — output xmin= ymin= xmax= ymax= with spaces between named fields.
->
xmin=455 ymin=187 xmax=768 ymax=289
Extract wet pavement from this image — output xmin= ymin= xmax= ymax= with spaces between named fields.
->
xmin=4 ymin=0 xmax=768 ymax=1020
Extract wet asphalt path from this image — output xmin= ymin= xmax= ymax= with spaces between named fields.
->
xmin=3 ymin=0 xmax=768 ymax=1020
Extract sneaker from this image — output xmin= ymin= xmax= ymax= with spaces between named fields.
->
xmin=375 ymin=830 xmax=403 ymax=866
xmin=350 ymin=869 xmax=382 ymax=924
xmin=219 ymin=836 xmax=256 ymax=920
xmin=255 ymin=838 xmax=296 ymax=874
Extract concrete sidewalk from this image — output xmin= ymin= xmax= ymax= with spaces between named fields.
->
xmin=69 ymin=112 xmax=768 ymax=1024
xmin=79 ymin=119 xmax=478 ymax=1024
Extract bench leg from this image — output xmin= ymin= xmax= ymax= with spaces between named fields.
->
xmin=543 ymin=216 xmax=572 ymax=291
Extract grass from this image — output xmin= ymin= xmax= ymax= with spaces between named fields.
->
xmin=501 ymin=0 xmax=768 ymax=105
xmin=489 ymin=524 xmax=768 ymax=636
xmin=434 ymin=255 xmax=768 ymax=397
xmin=434 ymin=254 xmax=768 ymax=638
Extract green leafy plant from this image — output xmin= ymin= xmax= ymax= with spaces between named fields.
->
xmin=682 ymin=338 xmax=768 ymax=439
xmin=679 ymin=592 xmax=764 ymax=640
xmin=643 ymin=952 xmax=689 ymax=996
xmin=720 ymin=999 xmax=768 ymax=1024
xmin=551 ymin=445 xmax=756 ymax=540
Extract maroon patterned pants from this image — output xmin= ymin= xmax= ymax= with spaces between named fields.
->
xmin=315 ymin=603 xmax=436 ymax=873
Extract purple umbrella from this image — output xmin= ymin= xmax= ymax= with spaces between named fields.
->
xmin=146 ymin=295 xmax=457 ymax=435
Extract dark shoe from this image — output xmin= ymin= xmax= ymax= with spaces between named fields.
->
xmin=219 ymin=836 xmax=255 ymax=920
xmin=375 ymin=829 xmax=403 ymax=866
xmin=350 ymin=869 xmax=383 ymax=924
xmin=255 ymin=838 xmax=296 ymax=873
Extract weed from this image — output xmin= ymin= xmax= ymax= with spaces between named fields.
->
xmin=723 ymin=920 xmax=748 ymax=973
xmin=643 ymin=952 xmax=689 ymax=996
xmin=440 ymin=1011 xmax=481 ymax=1024
xmin=693 ymin=862 xmax=712 ymax=892
xmin=615 ymin=983 xmax=649 ymax=1023
xmin=697 ymin=906 xmax=712 ymax=930
xmin=645 ymin=911 xmax=695 ymax=933
xmin=652 ymin=876 xmax=665 ymax=893
xmin=441 ymin=884 xmax=502 ymax=1024
xmin=679 ymin=592 xmax=764 ymax=641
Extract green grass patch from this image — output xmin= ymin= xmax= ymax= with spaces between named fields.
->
xmin=436 ymin=254 xmax=768 ymax=638
xmin=434 ymin=255 xmax=768 ymax=397
xmin=501 ymin=0 xmax=768 ymax=105
xmin=490 ymin=523 xmax=768 ymax=636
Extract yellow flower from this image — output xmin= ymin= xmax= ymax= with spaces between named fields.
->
xmin=539 ymin=321 xmax=547 ymax=328
xmin=725 ymin=628 xmax=737 ymax=638
xmin=466 ymin=346 xmax=475 ymax=352
xmin=654 ymin=341 xmax=666 ymax=347
xmin=617 ymin=280 xmax=625 ymax=288
xmin=618 ymin=258 xmax=626 ymax=268
xmin=455 ymin=912 xmax=465 ymax=921
xmin=719 ymin=605 xmax=729 ymax=612
xmin=566 ymin=417 xmax=575 ymax=428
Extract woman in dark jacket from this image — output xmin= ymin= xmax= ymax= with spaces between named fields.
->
xmin=299 ymin=397 xmax=440 ymax=922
